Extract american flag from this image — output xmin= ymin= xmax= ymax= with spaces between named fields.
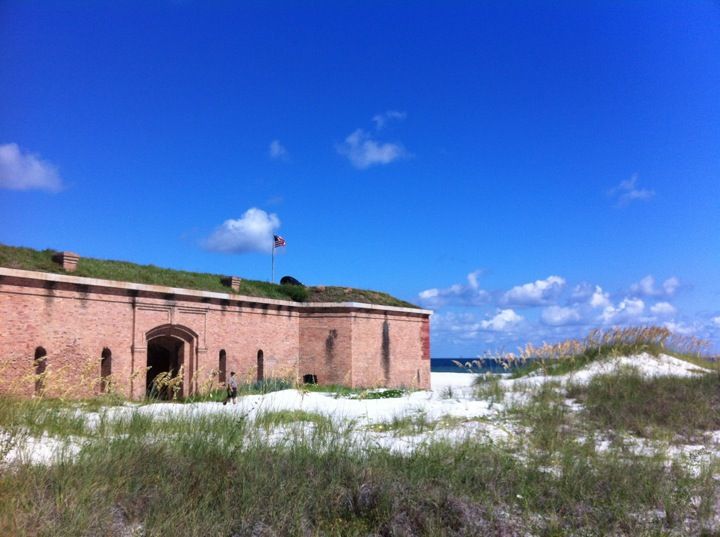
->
xmin=273 ymin=235 xmax=286 ymax=248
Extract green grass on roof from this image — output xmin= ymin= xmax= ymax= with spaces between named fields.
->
xmin=0 ymin=244 xmax=418 ymax=308
xmin=304 ymin=285 xmax=416 ymax=307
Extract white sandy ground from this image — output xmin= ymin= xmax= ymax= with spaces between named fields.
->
xmin=2 ymin=353 xmax=717 ymax=467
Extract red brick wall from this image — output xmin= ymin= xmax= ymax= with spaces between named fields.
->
xmin=0 ymin=280 xmax=135 ymax=398
xmin=350 ymin=312 xmax=430 ymax=389
xmin=299 ymin=312 xmax=353 ymax=385
xmin=421 ymin=317 xmax=431 ymax=361
xmin=0 ymin=269 xmax=430 ymax=398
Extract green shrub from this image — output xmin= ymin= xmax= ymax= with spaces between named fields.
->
xmin=279 ymin=283 xmax=309 ymax=302
xmin=359 ymin=388 xmax=406 ymax=400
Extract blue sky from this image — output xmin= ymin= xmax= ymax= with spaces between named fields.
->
xmin=1 ymin=1 xmax=719 ymax=356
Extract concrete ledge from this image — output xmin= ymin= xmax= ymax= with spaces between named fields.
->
xmin=0 ymin=267 xmax=432 ymax=316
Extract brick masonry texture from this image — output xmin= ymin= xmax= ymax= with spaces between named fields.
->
xmin=0 ymin=269 xmax=431 ymax=399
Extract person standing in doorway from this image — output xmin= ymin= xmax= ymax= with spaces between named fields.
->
xmin=223 ymin=371 xmax=238 ymax=405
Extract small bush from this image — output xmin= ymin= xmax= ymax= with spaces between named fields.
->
xmin=360 ymin=388 xmax=406 ymax=400
xmin=254 ymin=410 xmax=333 ymax=430
xmin=368 ymin=415 xmax=429 ymax=435
xmin=512 ymin=382 xmax=571 ymax=452
xmin=279 ymin=283 xmax=308 ymax=302
xmin=473 ymin=375 xmax=505 ymax=404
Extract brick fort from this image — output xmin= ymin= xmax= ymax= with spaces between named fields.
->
xmin=0 ymin=248 xmax=431 ymax=399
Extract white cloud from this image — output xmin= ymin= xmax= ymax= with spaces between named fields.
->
xmin=337 ymin=129 xmax=408 ymax=169
xmin=662 ymin=276 xmax=680 ymax=296
xmin=664 ymin=321 xmax=696 ymax=336
xmin=573 ymin=283 xmax=611 ymax=309
xmin=600 ymin=297 xmax=645 ymax=324
xmin=430 ymin=312 xmax=480 ymax=339
xmin=269 ymin=140 xmax=288 ymax=160
xmin=431 ymin=309 xmax=523 ymax=341
xmin=502 ymin=276 xmax=566 ymax=307
xmin=372 ymin=110 xmax=407 ymax=130
xmin=650 ymin=302 xmax=676 ymax=316
xmin=541 ymin=305 xmax=583 ymax=326
xmin=0 ymin=143 xmax=63 ymax=192
xmin=203 ymin=208 xmax=280 ymax=254
xmin=480 ymin=309 xmax=523 ymax=331
xmin=630 ymin=275 xmax=680 ymax=298
xmin=418 ymin=270 xmax=490 ymax=308
xmin=589 ymin=286 xmax=611 ymax=308
xmin=609 ymin=173 xmax=655 ymax=207
xmin=571 ymin=282 xmax=594 ymax=301
xmin=630 ymin=275 xmax=656 ymax=296
xmin=423 ymin=271 xmax=714 ymax=353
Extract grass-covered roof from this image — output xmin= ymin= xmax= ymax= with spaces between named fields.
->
xmin=0 ymin=244 xmax=418 ymax=308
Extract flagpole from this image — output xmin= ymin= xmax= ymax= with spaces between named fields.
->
xmin=271 ymin=240 xmax=275 ymax=283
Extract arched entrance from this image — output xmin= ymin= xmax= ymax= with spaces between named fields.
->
xmin=145 ymin=324 xmax=197 ymax=399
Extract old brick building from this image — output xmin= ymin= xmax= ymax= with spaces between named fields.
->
xmin=0 ymin=257 xmax=431 ymax=399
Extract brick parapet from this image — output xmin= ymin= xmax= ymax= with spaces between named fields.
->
xmin=0 ymin=268 xmax=431 ymax=316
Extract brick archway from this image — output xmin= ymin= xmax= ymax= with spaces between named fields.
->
xmin=145 ymin=324 xmax=198 ymax=399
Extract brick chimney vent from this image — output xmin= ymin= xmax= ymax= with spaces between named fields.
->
xmin=221 ymin=276 xmax=241 ymax=292
xmin=52 ymin=251 xmax=80 ymax=272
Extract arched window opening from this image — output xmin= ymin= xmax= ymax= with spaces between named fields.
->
xmin=100 ymin=347 xmax=112 ymax=393
xmin=257 ymin=350 xmax=264 ymax=383
xmin=219 ymin=350 xmax=227 ymax=384
xmin=34 ymin=346 xmax=47 ymax=395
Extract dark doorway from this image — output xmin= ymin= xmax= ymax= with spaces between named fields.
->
xmin=219 ymin=349 xmax=227 ymax=384
xmin=100 ymin=347 xmax=112 ymax=393
xmin=34 ymin=346 xmax=47 ymax=395
xmin=257 ymin=350 xmax=264 ymax=382
xmin=147 ymin=336 xmax=183 ymax=399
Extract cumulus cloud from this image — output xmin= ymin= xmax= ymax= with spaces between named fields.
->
xmin=337 ymin=129 xmax=408 ymax=169
xmin=650 ymin=302 xmax=676 ymax=316
xmin=664 ymin=321 xmax=696 ymax=336
xmin=662 ymin=277 xmax=680 ymax=296
xmin=570 ymin=282 xmax=594 ymax=301
xmin=372 ymin=110 xmax=407 ymax=130
xmin=539 ymin=282 xmax=617 ymax=326
xmin=609 ymin=174 xmax=655 ymax=207
xmin=269 ymin=140 xmax=288 ymax=160
xmin=418 ymin=270 xmax=490 ymax=308
xmin=541 ymin=305 xmax=583 ymax=326
xmin=203 ymin=208 xmax=280 ymax=254
xmin=431 ymin=309 xmax=523 ymax=342
xmin=573 ymin=283 xmax=611 ymax=309
xmin=714 ymin=316 xmax=720 ymax=328
xmin=589 ymin=286 xmax=611 ymax=308
xmin=600 ymin=297 xmax=645 ymax=324
xmin=480 ymin=309 xmax=523 ymax=331
xmin=630 ymin=275 xmax=680 ymax=298
xmin=0 ymin=143 xmax=63 ymax=192
xmin=501 ymin=276 xmax=566 ymax=307
xmin=423 ymin=269 xmax=709 ymax=353
xmin=430 ymin=312 xmax=482 ymax=340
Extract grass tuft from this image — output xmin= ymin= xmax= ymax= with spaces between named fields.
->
xmin=567 ymin=367 xmax=720 ymax=439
